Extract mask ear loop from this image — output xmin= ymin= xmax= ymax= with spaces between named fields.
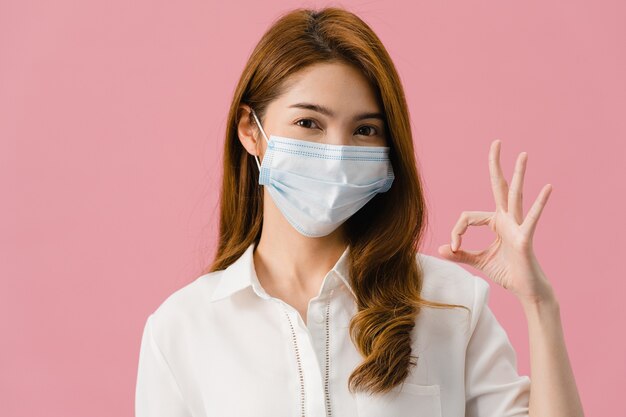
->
xmin=250 ymin=109 xmax=270 ymax=170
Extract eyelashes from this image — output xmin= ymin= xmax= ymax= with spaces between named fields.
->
xmin=295 ymin=119 xmax=319 ymax=129
xmin=294 ymin=118 xmax=380 ymax=136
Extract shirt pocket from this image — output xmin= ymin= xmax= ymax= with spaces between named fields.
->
xmin=355 ymin=383 xmax=442 ymax=417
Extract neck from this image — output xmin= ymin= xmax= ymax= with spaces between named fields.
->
xmin=253 ymin=191 xmax=348 ymax=298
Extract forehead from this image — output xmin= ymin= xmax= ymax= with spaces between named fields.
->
xmin=274 ymin=62 xmax=381 ymax=113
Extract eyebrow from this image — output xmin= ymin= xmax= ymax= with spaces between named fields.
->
xmin=288 ymin=102 xmax=385 ymax=122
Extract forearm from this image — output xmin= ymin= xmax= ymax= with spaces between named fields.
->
xmin=520 ymin=291 xmax=585 ymax=417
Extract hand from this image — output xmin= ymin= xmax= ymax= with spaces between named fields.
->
xmin=437 ymin=140 xmax=555 ymax=306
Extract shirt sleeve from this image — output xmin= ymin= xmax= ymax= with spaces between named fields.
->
xmin=465 ymin=275 xmax=531 ymax=417
xmin=135 ymin=314 xmax=193 ymax=417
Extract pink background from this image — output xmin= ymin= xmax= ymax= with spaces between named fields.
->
xmin=1 ymin=0 xmax=624 ymax=416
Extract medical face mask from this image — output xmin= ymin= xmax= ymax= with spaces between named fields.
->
xmin=250 ymin=109 xmax=395 ymax=238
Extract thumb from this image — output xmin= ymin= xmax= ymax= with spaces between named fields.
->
xmin=437 ymin=244 xmax=480 ymax=267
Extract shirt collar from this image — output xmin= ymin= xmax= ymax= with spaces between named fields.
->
xmin=208 ymin=241 xmax=355 ymax=303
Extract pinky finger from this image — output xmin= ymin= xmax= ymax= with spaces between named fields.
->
xmin=521 ymin=184 xmax=553 ymax=239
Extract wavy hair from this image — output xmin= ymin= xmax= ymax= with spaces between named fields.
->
xmin=203 ymin=6 xmax=469 ymax=395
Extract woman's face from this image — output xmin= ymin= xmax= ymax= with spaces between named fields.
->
xmin=240 ymin=61 xmax=388 ymax=162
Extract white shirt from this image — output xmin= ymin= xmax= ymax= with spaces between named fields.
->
xmin=135 ymin=241 xmax=530 ymax=417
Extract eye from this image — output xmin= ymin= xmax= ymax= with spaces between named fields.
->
xmin=295 ymin=118 xmax=320 ymax=129
xmin=355 ymin=125 xmax=379 ymax=136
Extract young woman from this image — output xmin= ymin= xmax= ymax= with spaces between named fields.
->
xmin=135 ymin=7 xmax=584 ymax=417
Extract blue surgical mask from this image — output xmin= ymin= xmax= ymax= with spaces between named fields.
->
xmin=251 ymin=109 xmax=394 ymax=237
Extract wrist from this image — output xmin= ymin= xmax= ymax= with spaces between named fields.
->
xmin=519 ymin=288 xmax=560 ymax=316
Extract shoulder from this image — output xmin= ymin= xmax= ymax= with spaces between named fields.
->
xmin=146 ymin=270 xmax=224 ymax=337
xmin=415 ymin=252 xmax=491 ymax=321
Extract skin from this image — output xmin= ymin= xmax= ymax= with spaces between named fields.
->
xmin=237 ymin=61 xmax=387 ymax=325
xmin=238 ymin=61 xmax=584 ymax=416
xmin=437 ymin=141 xmax=585 ymax=416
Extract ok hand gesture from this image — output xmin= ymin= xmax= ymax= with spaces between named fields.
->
xmin=438 ymin=140 xmax=555 ymax=306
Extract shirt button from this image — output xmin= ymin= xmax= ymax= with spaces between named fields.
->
xmin=314 ymin=313 xmax=325 ymax=324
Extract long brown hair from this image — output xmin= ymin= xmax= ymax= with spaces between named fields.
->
xmin=204 ymin=6 xmax=468 ymax=395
